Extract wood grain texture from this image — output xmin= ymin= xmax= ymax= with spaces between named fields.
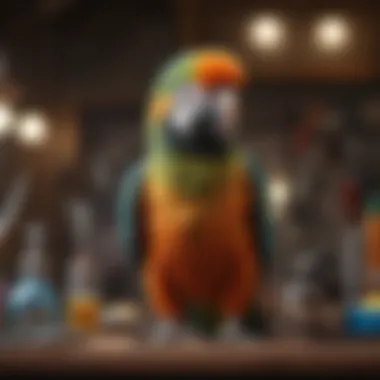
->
xmin=1 ymin=338 xmax=380 ymax=374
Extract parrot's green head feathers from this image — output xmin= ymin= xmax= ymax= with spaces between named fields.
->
xmin=145 ymin=48 xmax=246 ymax=152
xmin=145 ymin=48 xmax=247 ymax=197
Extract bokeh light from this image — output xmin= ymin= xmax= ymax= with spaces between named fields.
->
xmin=313 ymin=15 xmax=352 ymax=53
xmin=269 ymin=176 xmax=291 ymax=217
xmin=17 ymin=112 xmax=49 ymax=146
xmin=247 ymin=14 xmax=287 ymax=52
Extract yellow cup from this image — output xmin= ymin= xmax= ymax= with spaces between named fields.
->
xmin=66 ymin=294 xmax=101 ymax=332
xmin=362 ymin=292 xmax=380 ymax=310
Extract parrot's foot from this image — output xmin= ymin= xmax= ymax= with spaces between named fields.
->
xmin=150 ymin=320 xmax=193 ymax=345
xmin=217 ymin=318 xmax=252 ymax=342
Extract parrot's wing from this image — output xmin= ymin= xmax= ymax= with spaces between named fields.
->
xmin=242 ymin=155 xmax=274 ymax=335
xmin=116 ymin=160 xmax=146 ymax=268
xmin=245 ymin=155 xmax=274 ymax=272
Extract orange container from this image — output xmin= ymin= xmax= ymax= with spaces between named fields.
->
xmin=363 ymin=215 xmax=380 ymax=272
xmin=65 ymin=294 xmax=101 ymax=332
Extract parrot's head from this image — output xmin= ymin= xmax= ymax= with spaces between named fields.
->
xmin=145 ymin=48 xmax=246 ymax=198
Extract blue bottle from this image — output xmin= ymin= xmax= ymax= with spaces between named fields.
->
xmin=344 ymin=302 xmax=380 ymax=337
xmin=5 ymin=223 xmax=60 ymax=338
xmin=343 ymin=193 xmax=380 ymax=337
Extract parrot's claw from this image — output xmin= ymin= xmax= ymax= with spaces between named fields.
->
xmin=217 ymin=318 xmax=251 ymax=342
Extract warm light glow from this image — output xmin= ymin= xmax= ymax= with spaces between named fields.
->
xmin=269 ymin=177 xmax=290 ymax=217
xmin=0 ymin=102 xmax=14 ymax=137
xmin=17 ymin=112 xmax=48 ymax=146
xmin=247 ymin=14 xmax=286 ymax=51
xmin=313 ymin=15 xmax=352 ymax=53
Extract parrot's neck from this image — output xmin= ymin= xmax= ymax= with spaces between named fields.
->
xmin=146 ymin=151 xmax=243 ymax=201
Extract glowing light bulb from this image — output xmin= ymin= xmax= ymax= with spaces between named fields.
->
xmin=17 ymin=112 xmax=48 ymax=146
xmin=313 ymin=15 xmax=352 ymax=53
xmin=247 ymin=14 xmax=286 ymax=51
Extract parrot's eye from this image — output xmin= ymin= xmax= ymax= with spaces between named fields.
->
xmin=169 ymin=84 xmax=207 ymax=134
xmin=214 ymin=89 xmax=240 ymax=135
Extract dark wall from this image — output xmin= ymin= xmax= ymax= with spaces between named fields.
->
xmin=5 ymin=0 xmax=179 ymax=107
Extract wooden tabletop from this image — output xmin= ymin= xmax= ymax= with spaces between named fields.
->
xmin=1 ymin=337 xmax=380 ymax=374
xmin=0 ymin=302 xmax=378 ymax=374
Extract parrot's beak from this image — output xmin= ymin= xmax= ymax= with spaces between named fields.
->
xmin=164 ymin=103 xmax=232 ymax=157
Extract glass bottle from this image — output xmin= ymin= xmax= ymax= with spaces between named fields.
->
xmin=341 ymin=177 xmax=363 ymax=306
xmin=362 ymin=192 xmax=380 ymax=297
xmin=344 ymin=191 xmax=380 ymax=336
xmin=64 ymin=200 xmax=101 ymax=333
xmin=5 ymin=223 xmax=59 ymax=334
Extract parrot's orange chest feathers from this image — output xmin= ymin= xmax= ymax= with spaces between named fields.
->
xmin=144 ymin=170 xmax=249 ymax=249
xmin=142 ymin=170 xmax=258 ymax=310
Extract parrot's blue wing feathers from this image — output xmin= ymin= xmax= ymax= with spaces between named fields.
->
xmin=245 ymin=155 xmax=273 ymax=272
xmin=241 ymin=155 xmax=274 ymax=335
xmin=116 ymin=160 xmax=146 ymax=268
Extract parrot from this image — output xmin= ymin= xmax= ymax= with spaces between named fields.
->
xmin=116 ymin=48 xmax=273 ymax=343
